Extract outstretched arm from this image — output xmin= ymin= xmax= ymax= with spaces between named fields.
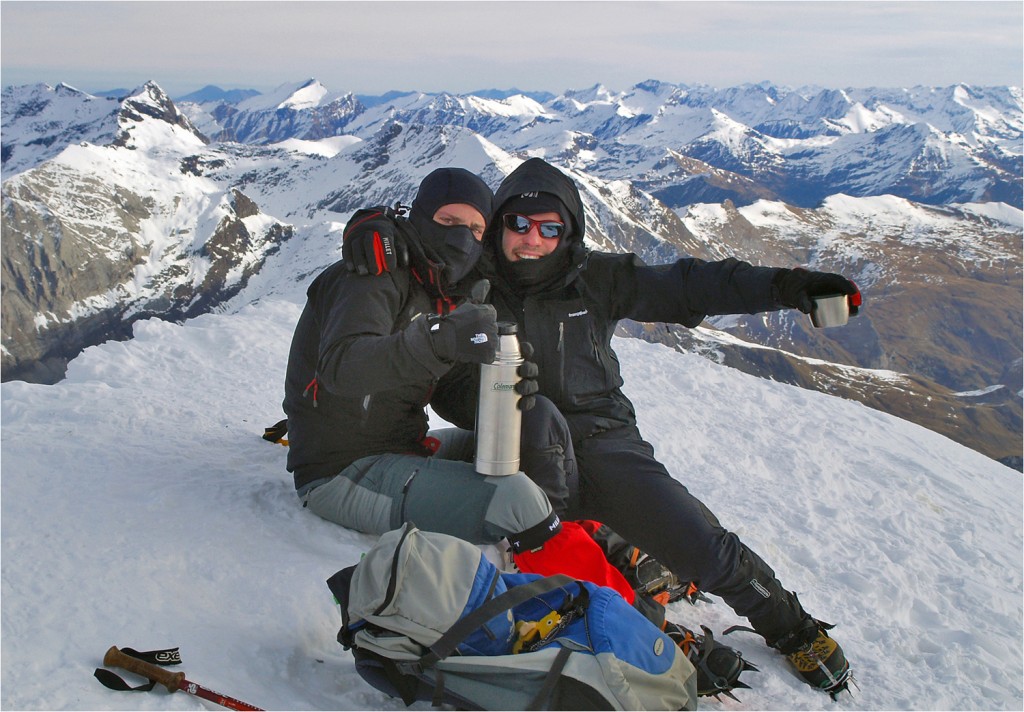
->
xmin=597 ymin=252 xmax=860 ymax=326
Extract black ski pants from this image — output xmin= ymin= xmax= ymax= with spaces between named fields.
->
xmin=572 ymin=425 xmax=810 ymax=645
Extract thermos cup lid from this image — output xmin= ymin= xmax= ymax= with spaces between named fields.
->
xmin=497 ymin=322 xmax=518 ymax=335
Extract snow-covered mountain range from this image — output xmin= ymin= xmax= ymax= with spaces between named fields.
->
xmin=6 ymin=78 xmax=1021 ymax=206
xmin=180 ymin=78 xmax=1023 ymax=208
xmin=1 ymin=78 xmax=1021 ymax=468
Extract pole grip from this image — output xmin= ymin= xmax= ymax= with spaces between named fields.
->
xmin=103 ymin=646 xmax=185 ymax=693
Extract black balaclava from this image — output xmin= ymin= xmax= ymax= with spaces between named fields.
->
xmin=409 ymin=168 xmax=493 ymax=286
xmin=496 ymin=192 xmax=575 ymax=292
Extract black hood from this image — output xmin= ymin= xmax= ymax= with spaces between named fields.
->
xmin=479 ymin=158 xmax=589 ymax=295
xmin=483 ymin=158 xmax=586 ymax=247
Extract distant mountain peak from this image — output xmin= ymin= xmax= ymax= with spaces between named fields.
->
xmin=230 ymin=78 xmax=349 ymax=114
xmin=176 ymin=85 xmax=262 ymax=105
xmin=469 ymin=88 xmax=557 ymax=103
xmin=53 ymin=82 xmax=88 ymax=97
xmin=280 ymin=79 xmax=328 ymax=110
xmin=115 ymin=81 xmax=208 ymax=145
xmin=563 ymin=83 xmax=616 ymax=103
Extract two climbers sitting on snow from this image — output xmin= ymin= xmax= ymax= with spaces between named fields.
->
xmin=283 ymin=167 xmax=643 ymax=591
xmin=283 ymin=160 xmax=860 ymax=698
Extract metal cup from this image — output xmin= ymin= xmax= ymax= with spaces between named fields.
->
xmin=809 ymin=294 xmax=850 ymax=328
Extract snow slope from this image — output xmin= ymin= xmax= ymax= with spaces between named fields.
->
xmin=1 ymin=298 xmax=1021 ymax=710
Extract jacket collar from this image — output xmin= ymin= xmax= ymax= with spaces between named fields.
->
xmin=477 ymin=240 xmax=589 ymax=302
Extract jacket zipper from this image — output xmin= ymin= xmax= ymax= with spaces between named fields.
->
xmin=557 ymin=321 xmax=566 ymax=402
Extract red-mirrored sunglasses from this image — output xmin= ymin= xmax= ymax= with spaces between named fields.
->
xmin=502 ymin=213 xmax=566 ymax=239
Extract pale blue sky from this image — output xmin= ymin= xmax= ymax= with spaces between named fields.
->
xmin=2 ymin=1 xmax=1021 ymax=97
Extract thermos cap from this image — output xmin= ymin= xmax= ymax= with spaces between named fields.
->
xmin=497 ymin=322 xmax=518 ymax=335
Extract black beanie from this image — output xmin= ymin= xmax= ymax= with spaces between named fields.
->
xmin=411 ymin=168 xmax=493 ymax=224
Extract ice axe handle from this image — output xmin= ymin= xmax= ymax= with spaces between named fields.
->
xmin=104 ymin=645 xmax=184 ymax=693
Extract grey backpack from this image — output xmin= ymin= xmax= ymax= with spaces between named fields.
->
xmin=327 ymin=523 xmax=697 ymax=710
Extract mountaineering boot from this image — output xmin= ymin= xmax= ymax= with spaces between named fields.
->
xmin=771 ymin=619 xmax=852 ymax=699
xmin=785 ymin=626 xmax=852 ymax=699
xmin=608 ymin=536 xmax=698 ymax=604
xmin=664 ymin=621 xmax=758 ymax=700
xmin=576 ymin=521 xmax=710 ymax=605
xmin=626 ymin=552 xmax=693 ymax=603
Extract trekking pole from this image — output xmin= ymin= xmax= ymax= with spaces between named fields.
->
xmin=103 ymin=646 xmax=264 ymax=711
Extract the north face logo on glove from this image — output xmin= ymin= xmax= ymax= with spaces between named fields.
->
xmin=427 ymin=302 xmax=498 ymax=364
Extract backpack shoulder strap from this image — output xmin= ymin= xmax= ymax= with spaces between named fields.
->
xmin=326 ymin=566 xmax=359 ymax=647
xmin=416 ymin=574 xmax=578 ymax=668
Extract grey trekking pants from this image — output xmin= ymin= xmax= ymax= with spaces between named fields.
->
xmin=303 ymin=428 xmax=558 ymax=549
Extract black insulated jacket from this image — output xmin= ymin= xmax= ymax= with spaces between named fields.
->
xmin=283 ymin=222 xmax=453 ymax=492
xmin=432 ymin=158 xmax=787 ymax=443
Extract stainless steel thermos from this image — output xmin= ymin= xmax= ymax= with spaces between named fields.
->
xmin=475 ymin=322 xmax=523 ymax=476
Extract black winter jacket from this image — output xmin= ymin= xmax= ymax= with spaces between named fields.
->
xmin=431 ymin=158 xmax=787 ymax=443
xmin=283 ymin=236 xmax=454 ymax=492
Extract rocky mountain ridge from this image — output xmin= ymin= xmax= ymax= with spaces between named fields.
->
xmin=2 ymin=82 xmax=293 ymax=383
xmin=1 ymin=79 xmax=1020 ymax=468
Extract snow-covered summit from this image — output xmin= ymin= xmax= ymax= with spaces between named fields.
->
xmin=114 ymin=80 xmax=208 ymax=148
xmin=1 ymin=302 xmax=1020 ymax=710
xmin=234 ymin=78 xmax=346 ymax=112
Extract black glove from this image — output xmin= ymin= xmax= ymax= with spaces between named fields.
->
xmin=342 ymin=208 xmax=409 ymax=275
xmin=773 ymin=268 xmax=861 ymax=315
xmin=515 ymin=341 xmax=539 ymax=411
xmin=429 ymin=303 xmax=498 ymax=364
